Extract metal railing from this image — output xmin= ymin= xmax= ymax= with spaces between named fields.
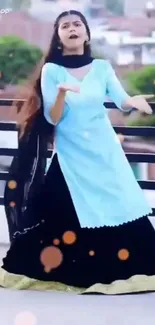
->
xmin=0 ymin=99 xmax=155 ymax=215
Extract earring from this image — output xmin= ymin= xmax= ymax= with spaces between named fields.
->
xmin=85 ymin=40 xmax=90 ymax=46
xmin=57 ymin=41 xmax=62 ymax=50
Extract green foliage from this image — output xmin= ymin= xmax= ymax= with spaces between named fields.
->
xmin=126 ymin=66 xmax=155 ymax=130
xmin=127 ymin=113 xmax=155 ymax=141
xmin=0 ymin=0 xmax=31 ymax=9
xmin=104 ymin=0 xmax=124 ymax=15
xmin=92 ymin=51 xmax=104 ymax=60
xmin=126 ymin=66 xmax=155 ymax=96
xmin=127 ymin=114 xmax=155 ymax=127
xmin=0 ymin=35 xmax=43 ymax=87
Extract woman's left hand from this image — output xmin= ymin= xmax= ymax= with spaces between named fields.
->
xmin=130 ymin=95 xmax=154 ymax=114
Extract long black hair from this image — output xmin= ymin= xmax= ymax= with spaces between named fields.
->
xmin=15 ymin=10 xmax=91 ymax=138
xmin=5 ymin=11 xmax=92 ymax=241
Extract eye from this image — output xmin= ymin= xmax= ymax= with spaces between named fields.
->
xmin=75 ymin=22 xmax=81 ymax=27
xmin=61 ymin=24 xmax=68 ymax=29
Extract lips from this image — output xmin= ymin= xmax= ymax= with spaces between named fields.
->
xmin=69 ymin=34 xmax=78 ymax=39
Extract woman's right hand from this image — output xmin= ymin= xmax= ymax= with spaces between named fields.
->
xmin=57 ymin=83 xmax=80 ymax=93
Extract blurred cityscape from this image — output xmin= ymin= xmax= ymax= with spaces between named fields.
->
xmin=0 ymin=0 xmax=155 ymax=181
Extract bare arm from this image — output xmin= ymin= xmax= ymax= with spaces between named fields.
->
xmin=49 ymin=84 xmax=80 ymax=124
xmin=41 ymin=63 xmax=80 ymax=125
xmin=122 ymin=95 xmax=153 ymax=114
xmin=41 ymin=63 xmax=65 ymax=125
xmin=106 ymin=62 xmax=153 ymax=114
xmin=49 ymin=89 xmax=66 ymax=125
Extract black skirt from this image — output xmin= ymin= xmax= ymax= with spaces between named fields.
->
xmin=2 ymin=155 xmax=155 ymax=292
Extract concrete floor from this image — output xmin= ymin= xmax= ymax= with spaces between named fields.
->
xmin=0 ymin=286 xmax=155 ymax=325
xmin=1 ymin=288 xmax=155 ymax=325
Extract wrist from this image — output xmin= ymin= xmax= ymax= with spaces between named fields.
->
xmin=58 ymin=88 xmax=66 ymax=96
xmin=121 ymin=96 xmax=133 ymax=112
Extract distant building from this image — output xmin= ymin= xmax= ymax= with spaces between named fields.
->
xmin=124 ymin=0 xmax=155 ymax=17
xmin=29 ymin=0 xmax=89 ymax=21
xmin=29 ymin=0 xmax=110 ymax=25
xmin=116 ymin=37 xmax=155 ymax=65
xmin=0 ymin=11 xmax=155 ymax=67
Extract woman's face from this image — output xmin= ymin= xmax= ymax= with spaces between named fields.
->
xmin=57 ymin=14 xmax=89 ymax=54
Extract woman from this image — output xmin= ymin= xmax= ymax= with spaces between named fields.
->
xmin=1 ymin=10 xmax=155 ymax=295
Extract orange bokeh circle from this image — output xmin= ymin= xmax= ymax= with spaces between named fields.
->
xmin=8 ymin=180 xmax=17 ymax=190
xmin=53 ymin=238 xmax=60 ymax=246
xmin=118 ymin=248 xmax=129 ymax=261
xmin=89 ymin=250 xmax=95 ymax=256
xmin=62 ymin=231 xmax=77 ymax=245
xmin=9 ymin=201 xmax=16 ymax=207
xmin=40 ymin=246 xmax=63 ymax=272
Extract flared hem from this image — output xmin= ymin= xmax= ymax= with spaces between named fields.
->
xmin=3 ymin=155 xmax=155 ymax=291
xmin=0 ymin=268 xmax=155 ymax=295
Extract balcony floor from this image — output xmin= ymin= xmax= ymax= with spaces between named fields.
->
xmin=0 ymin=276 xmax=155 ymax=325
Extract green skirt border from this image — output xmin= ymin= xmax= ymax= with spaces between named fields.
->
xmin=0 ymin=268 xmax=155 ymax=295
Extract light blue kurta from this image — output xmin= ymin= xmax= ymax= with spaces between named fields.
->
xmin=41 ymin=59 xmax=152 ymax=228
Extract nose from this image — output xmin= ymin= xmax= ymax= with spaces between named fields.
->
xmin=69 ymin=24 xmax=76 ymax=33
xmin=69 ymin=28 xmax=76 ymax=34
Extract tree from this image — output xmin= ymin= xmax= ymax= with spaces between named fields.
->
xmin=0 ymin=0 xmax=31 ymax=9
xmin=127 ymin=113 xmax=155 ymax=140
xmin=11 ymin=0 xmax=31 ymax=10
xmin=0 ymin=35 xmax=43 ymax=87
xmin=104 ymin=0 xmax=124 ymax=15
xmin=126 ymin=66 xmax=155 ymax=96
xmin=0 ymin=0 xmax=10 ymax=7
xmin=126 ymin=67 xmax=155 ymax=130
xmin=128 ymin=114 xmax=155 ymax=127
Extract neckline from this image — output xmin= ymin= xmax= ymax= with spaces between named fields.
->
xmin=51 ymin=53 xmax=94 ymax=69
xmin=63 ymin=60 xmax=96 ymax=83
